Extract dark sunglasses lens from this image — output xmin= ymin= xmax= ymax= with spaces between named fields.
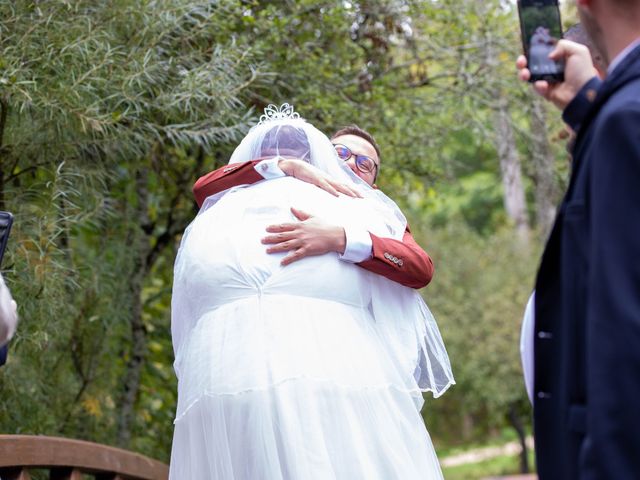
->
xmin=355 ymin=156 xmax=374 ymax=173
xmin=334 ymin=145 xmax=350 ymax=160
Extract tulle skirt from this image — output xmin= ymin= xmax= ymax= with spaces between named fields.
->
xmin=169 ymin=294 xmax=444 ymax=479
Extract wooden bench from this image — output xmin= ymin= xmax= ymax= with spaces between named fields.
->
xmin=0 ymin=435 xmax=168 ymax=480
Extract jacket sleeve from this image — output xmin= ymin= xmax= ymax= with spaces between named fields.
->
xmin=562 ymin=76 xmax=602 ymax=132
xmin=193 ymin=165 xmax=435 ymax=289
xmin=583 ymin=105 xmax=640 ymax=478
xmin=193 ymin=160 xmax=264 ymax=208
xmin=358 ymin=225 xmax=434 ymax=289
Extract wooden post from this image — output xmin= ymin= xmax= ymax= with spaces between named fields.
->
xmin=50 ymin=467 xmax=83 ymax=480
xmin=0 ymin=467 xmax=31 ymax=480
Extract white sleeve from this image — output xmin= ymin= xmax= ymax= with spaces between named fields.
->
xmin=520 ymin=292 xmax=535 ymax=404
xmin=339 ymin=226 xmax=373 ymax=263
xmin=254 ymin=158 xmax=286 ymax=180
xmin=0 ymin=274 xmax=17 ymax=346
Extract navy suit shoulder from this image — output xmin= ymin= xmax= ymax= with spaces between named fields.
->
xmin=593 ymin=78 xmax=640 ymax=128
xmin=0 ymin=344 xmax=7 ymax=366
xmin=534 ymin=45 xmax=640 ymax=480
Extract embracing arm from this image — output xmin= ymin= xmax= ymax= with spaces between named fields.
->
xmin=193 ymin=158 xmax=360 ymax=208
xmin=193 ymin=160 xmax=266 ymax=208
xmin=265 ymin=215 xmax=434 ymax=290
xmin=195 ymin=160 xmax=434 ymax=289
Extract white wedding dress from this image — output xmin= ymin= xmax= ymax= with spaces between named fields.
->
xmin=169 ymin=116 xmax=453 ymax=479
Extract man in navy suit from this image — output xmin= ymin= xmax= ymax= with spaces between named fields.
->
xmin=518 ymin=0 xmax=640 ymax=478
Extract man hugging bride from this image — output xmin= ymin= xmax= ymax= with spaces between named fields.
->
xmin=169 ymin=104 xmax=454 ymax=480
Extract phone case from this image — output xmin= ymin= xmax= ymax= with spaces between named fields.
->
xmin=517 ymin=0 xmax=565 ymax=83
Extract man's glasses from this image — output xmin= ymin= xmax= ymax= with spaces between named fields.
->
xmin=332 ymin=144 xmax=378 ymax=175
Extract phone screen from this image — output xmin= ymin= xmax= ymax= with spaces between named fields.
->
xmin=0 ymin=212 xmax=14 ymax=267
xmin=518 ymin=0 xmax=564 ymax=81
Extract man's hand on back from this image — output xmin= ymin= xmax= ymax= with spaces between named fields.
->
xmin=262 ymin=207 xmax=347 ymax=266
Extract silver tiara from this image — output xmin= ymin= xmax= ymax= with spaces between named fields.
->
xmin=258 ymin=103 xmax=300 ymax=124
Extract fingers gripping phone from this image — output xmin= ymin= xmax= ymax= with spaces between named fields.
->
xmin=0 ymin=211 xmax=14 ymax=267
xmin=518 ymin=0 xmax=565 ymax=83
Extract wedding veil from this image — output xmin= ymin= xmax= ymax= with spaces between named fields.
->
xmin=188 ymin=105 xmax=454 ymax=400
xmin=200 ymin=113 xmax=407 ymax=240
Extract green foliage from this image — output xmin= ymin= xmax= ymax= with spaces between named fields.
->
xmin=442 ymin=447 xmax=536 ymax=480
xmin=417 ymin=217 xmax=540 ymax=445
xmin=0 ymin=0 xmax=268 ymax=459
xmin=0 ymin=0 xmax=571 ymax=465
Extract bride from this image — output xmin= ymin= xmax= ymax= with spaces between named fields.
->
xmin=169 ymin=105 xmax=454 ymax=479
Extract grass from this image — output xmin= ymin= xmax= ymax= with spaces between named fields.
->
xmin=442 ymin=449 xmax=536 ymax=480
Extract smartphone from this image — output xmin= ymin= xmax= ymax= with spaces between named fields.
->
xmin=0 ymin=211 xmax=14 ymax=267
xmin=518 ymin=0 xmax=565 ymax=83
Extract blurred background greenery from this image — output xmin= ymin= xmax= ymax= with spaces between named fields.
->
xmin=0 ymin=1 xmax=578 ymax=477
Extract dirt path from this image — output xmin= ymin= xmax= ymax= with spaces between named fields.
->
xmin=440 ymin=437 xmax=534 ymax=468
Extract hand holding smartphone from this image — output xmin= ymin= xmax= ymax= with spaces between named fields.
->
xmin=518 ymin=0 xmax=565 ymax=83
xmin=0 ymin=211 xmax=14 ymax=268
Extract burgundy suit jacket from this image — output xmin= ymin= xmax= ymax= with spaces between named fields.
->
xmin=193 ymin=160 xmax=434 ymax=289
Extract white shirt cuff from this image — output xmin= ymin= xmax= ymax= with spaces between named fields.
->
xmin=339 ymin=226 xmax=372 ymax=263
xmin=520 ymin=292 xmax=535 ymax=404
xmin=254 ymin=158 xmax=286 ymax=180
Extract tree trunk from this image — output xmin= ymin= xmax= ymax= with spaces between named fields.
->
xmin=461 ymin=412 xmax=474 ymax=440
xmin=494 ymin=100 xmax=530 ymax=243
xmin=116 ymin=166 xmax=150 ymax=448
xmin=0 ymin=98 xmax=8 ymax=210
xmin=508 ymin=404 xmax=530 ymax=474
xmin=530 ymin=95 xmax=558 ymax=238
xmin=115 ymin=146 xmax=200 ymax=446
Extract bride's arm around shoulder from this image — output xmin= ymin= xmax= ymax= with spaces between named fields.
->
xmin=193 ymin=160 xmax=269 ymax=208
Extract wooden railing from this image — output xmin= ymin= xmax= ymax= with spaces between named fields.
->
xmin=0 ymin=435 xmax=169 ymax=480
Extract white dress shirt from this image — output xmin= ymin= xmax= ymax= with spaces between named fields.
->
xmin=520 ymin=291 xmax=535 ymax=404
xmin=0 ymin=274 xmax=17 ymax=346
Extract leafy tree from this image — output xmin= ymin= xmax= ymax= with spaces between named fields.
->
xmin=0 ymin=1 xmax=575 ymax=473
xmin=0 ymin=0 xmax=266 ymax=457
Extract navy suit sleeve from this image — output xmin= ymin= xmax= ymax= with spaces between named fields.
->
xmin=562 ymin=77 xmax=602 ymax=132
xmin=0 ymin=344 xmax=7 ymax=366
xmin=584 ymin=104 xmax=640 ymax=477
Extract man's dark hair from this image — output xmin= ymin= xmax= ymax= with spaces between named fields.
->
xmin=331 ymin=125 xmax=382 ymax=162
